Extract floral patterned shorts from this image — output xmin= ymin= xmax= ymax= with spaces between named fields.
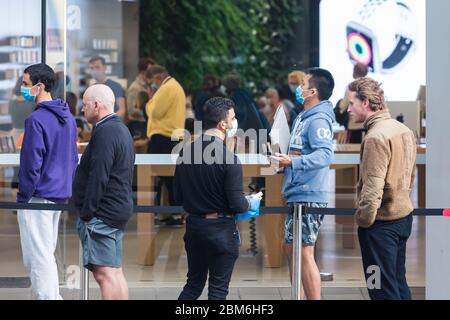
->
xmin=284 ymin=202 xmax=327 ymax=246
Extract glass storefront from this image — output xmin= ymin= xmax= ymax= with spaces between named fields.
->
xmin=0 ymin=0 xmax=41 ymax=148
xmin=0 ymin=0 xmax=426 ymax=300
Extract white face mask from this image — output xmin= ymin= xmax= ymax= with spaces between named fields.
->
xmin=91 ymin=70 xmax=105 ymax=82
xmin=226 ymin=119 xmax=238 ymax=138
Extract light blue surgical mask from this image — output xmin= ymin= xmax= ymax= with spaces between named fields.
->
xmin=295 ymin=86 xmax=314 ymax=105
xmin=295 ymin=86 xmax=305 ymax=105
xmin=20 ymin=85 xmax=38 ymax=102
xmin=151 ymin=83 xmax=160 ymax=91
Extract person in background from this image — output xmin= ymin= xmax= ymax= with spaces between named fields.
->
xmin=17 ymin=63 xmax=78 ymax=300
xmin=256 ymin=96 xmax=269 ymax=111
xmin=51 ymin=62 xmax=71 ymax=101
xmin=288 ymin=70 xmax=306 ymax=94
xmin=222 ymin=74 xmax=269 ymax=194
xmin=73 ymin=84 xmax=135 ymax=300
xmin=185 ymin=91 xmax=195 ymax=120
xmin=263 ymin=87 xmax=290 ymax=127
xmin=255 ymin=95 xmax=272 ymax=135
xmin=192 ymin=75 xmax=225 ymax=122
xmin=352 ymin=62 xmax=369 ymax=80
xmin=222 ymin=74 xmax=269 ymax=153
xmin=88 ymin=56 xmax=126 ymax=119
xmin=66 ymin=91 xmax=91 ymax=142
xmin=347 ymin=77 xmax=416 ymax=300
xmin=66 ymin=91 xmax=78 ymax=117
xmin=127 ymin=57 xmax=155 ymax=120
xmin=278 ymin=85 xmax=297 ymax=127
xmin=287 ymin=70 xmax=306 ymax=124
xmin=334 ymin=63 xmax=369 ymax=143
xmin=145 ymin=65 xmax=186 ymax=226
xmin=184 ymin=90 xmax=196 ymax=138
xmin=128 ymin=91 xmax=149 ymax=138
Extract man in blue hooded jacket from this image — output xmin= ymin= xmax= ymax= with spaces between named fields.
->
xmin=271 ymin=68 xmax=335 ymax=300
xmin=17 ymin=63 xmax=78 ymax=300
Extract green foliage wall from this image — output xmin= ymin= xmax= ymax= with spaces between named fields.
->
xmin=140 ymin=0 xmax=309 ymax=94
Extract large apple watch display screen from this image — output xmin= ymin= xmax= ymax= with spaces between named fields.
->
xmin=320 ymin=0 xmax=425 ymax=104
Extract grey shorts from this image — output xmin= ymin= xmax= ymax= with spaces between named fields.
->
xmin=285 ymin=202 xmax=327 ymax=246
xmin=77 ymin=217 xmax=124 ymax=271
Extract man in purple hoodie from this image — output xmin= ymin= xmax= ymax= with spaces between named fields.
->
xmin=17 ymin=63 xmax=78 ymax=300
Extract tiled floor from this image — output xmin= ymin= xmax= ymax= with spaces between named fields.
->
xmin=0 ymin=170 xmax=425 ymax=300
xmin=0 ymin=286 xmax=426 ymax=300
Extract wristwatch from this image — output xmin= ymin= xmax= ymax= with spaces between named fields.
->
xmin=346 ymin=0 xmax=418 ymax=74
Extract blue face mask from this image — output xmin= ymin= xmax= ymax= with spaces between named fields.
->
xmin=20 ymin=85 xmax=38 ymax=102
xmin=295 ymin=86 xmax=305 ymax=105
xmin=150 ymin=83 xmax=160 ymax=91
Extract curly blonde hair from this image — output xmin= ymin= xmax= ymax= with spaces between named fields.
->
xmin=348 ymin=77 xmax=386 ymax=112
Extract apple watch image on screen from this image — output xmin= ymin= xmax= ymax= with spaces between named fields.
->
xmin=347 ymin=23 xmax=378 ymax=73
xmin=346 ymin=0 xmax=418 ymax=74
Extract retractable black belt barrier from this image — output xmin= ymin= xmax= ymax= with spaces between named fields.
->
xmin=0 ymin=202 xmax=447 ymax=217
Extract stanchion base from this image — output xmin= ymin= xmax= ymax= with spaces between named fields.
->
xmin=320 ymin=272 xmax=334 ymax=282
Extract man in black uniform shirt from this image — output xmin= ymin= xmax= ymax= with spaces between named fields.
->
xmin=175 ymin=97 xmax=250 ymax=300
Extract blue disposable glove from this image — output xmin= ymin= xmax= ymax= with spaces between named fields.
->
xmin=248 ymin=197 xmax=261 ymax=213
xmin=235 ymin=193 xmax=263 ymax=221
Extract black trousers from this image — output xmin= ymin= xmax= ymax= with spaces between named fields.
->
xmin=147 ymin=134 xmax=179 ymax=206
xmin=358 ymin=214 xmax=413 ymax=300
xmin=178 ymin=216 xmax=239 ymax=300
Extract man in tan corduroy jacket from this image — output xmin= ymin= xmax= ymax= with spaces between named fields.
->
xmin=347 ymin=77 xmax=416 ymax=300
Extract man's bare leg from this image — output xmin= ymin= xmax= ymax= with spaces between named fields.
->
xmin=283 ymin=243 xmax=306 ymax=299
xmin=301 ymin=245 xmax=321 ymax=300
xmin=92 ymin=266 xmax=128 ymax=300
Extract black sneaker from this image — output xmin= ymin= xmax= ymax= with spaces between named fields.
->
xmin=164 ymin=217 xmax=185 ymax=227
xmin=159 ymin=217 xmax=172 ymax=224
